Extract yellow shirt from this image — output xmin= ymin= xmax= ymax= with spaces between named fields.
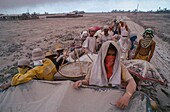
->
xmin=11 ymin=59 xmax=57 ymax=86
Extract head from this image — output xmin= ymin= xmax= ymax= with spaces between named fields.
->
xmin=103 ymin=25 xmax=109 ymax=35
xmin=143 ymin=28 xmax=154 ymax=39
xmin=121 ymin=30 xmax=129 ymax=41
xmin=32 ymin=48 xmax=45 ymax=66
xmin=113 ymin=18 xmax=117 ymax=23
xmin=54 ymin=43 xmax=64 ymax=56
xmin=45 ymin=51 xmax=57 ymax=60
xmin=17 ymin=59 xmax=32 ymax=74
xmin=94 ymin=30 xmax=102 ymax=39
xmin=81 ymin=30 xmax=88 ymax=41
xmin=88 ymin=27 xmax=96 ymax=37
xmin=105 ymin=43 xmax=117 ymax=66
xmin=120 ymin=19 xmax=124 ymax=26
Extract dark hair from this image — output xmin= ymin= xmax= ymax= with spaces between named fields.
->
xmin=108 ymin=43 xmax=117 ymax=52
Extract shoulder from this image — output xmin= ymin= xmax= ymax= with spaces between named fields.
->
xmin=139 ymin=39 xmax=143 ymax=42
xmin=120 ymin=63 xmax=133 ymax=82
xmin=152 ymin=40 xmax=156 ymax=45
xmin=45 ymin=58 xmax=52 ymax=62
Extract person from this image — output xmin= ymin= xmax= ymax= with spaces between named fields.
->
xmin=97 ymin=25 xmax=113 ymax=45
xmin=82 ymin=27 xmax=97 ymax=54
xmin=110 ymin=19 xmax=120 ymax=35
xmin=134 ymin=28 xmax=156 ymax=62
xmin=0 ymin=59 xmax=32 ymax=89
xmin=117 ymin=31 xmax=131 ymax=61
xmin=11 ymin=48 xmax=57 ymax=86
xmin=53 ymin=43 xmax=69 ymax=70
xmin=96 ymin=25 xmax=113 ymax=51
xmin=128 ymin=32 xmax=138 ymax=59
xmin=73 ymin=41 xmax=136 ymax=110
xmin=45 ymin=51 xmax=58 ymax=69
xmin=118 ymin=19 xmax=129 ymax=35
xmin=80 ymin=30 xmax=89 ymax=45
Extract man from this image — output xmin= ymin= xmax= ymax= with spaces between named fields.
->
xmin=117 ymin=31 xmax=131 ymax=61
xmin=96 ymin=25 xmax=113 ymax=50
xmin=134 ymin=28 xmax=156 ymax=62
xmin=82 ymin=27 xmax=97 ymax=54
xmin=118 ymin=19 xmax=129 ymax=35
xmin=80 ymin=30 xmax=89 ymax=45
xmin=53 ymin=43 xmax=69 ymax=70
xmin=0 ymin=59 xmax=32 ymax=89
xmin=74 ymin=41 xmax=136 ymax=110
xmin=45 ymin=51 xmax=58 ymax=69
xmin=98 ymin=25 xmax=113 ymax=44
xmin=11 ymin=48 xmax=57 ymax=86
xmin=110 ymin=19 xmax=120 ymax=35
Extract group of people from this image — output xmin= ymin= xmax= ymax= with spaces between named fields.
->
xmin=0 ymin=18 xmax=156 ymax=110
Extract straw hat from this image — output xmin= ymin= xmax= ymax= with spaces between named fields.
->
xmin=31 ymin=48 xmax=45 ymax=61
xmin=54 ymin=43 xmax=64 ymax=51
xmin=45 ymin=51 xmax=56 ymax=57
xmin=18 ymin=59 xmax=32 ymax=68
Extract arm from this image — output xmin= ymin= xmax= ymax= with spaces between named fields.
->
xmin=125 ymin=78 xmax=136 ymax=96
xmin=147 ymin=41 xmax=156 ymax=62
xmin=110 ymin=23 xmax=114 ymax=30
xmin=11 ymin=69 xmax=37 ymax=86
xmin=116 ymin=64 xmax=136 ymax=109
xmin=118 ymin=25 xmax=121 ymax=35
xmin=73 ymin=79 xmax=89 ymax=89
xmin=115 ymin=78 xmax=136 ymax=109
xmin=73 ymin=68 xmax=91 ymax=88
xmin=0 ymin=82 xmax=11 ymax=90
xmin=125 ymin=24 xmax=129 ymax=32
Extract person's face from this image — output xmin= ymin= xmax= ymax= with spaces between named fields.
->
xmin=145 ymin=33 xmax=151 ymax=38
xmin=120 ymin=21 xmax=123 ymax=24
xmin=18 ymin=65 xmax=29 ymax=74
xmin=57 ymin=50 xmax=64 ymax=55
xmin=106 ymin=49 xmax=116 ymax=56
xmin=89 ymin=30 xmax=96 ymax=36
xmin=104 ymin=29 xmax=109 ymax=34
xmin=18 ymin=65 xmax=28 ymax=69
xmin=105 ymin=49 xmax=116 ymax=67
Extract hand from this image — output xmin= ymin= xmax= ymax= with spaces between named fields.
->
xmin=0 ymin=83 xmax=11 ymax=90
xmin=115 ymin=93 xmax=131 ymax=109
xmin=73 ymin=80 xmax=83 ymax=89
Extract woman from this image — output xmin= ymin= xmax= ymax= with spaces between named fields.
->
xmin=134 ymin=28 xmax=156 ymax=62
xmin=73 ymin=41 xmax=136 ymax=109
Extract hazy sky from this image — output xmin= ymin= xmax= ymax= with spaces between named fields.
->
xmin=0 ymin=0 xmax=169 ymax=14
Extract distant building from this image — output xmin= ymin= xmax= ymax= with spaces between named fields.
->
xmin=0 ymin=13 xmax=39 ymax=21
